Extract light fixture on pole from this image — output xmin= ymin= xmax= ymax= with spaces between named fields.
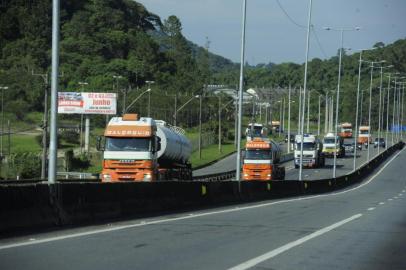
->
xmin=145 ymin=80 xmax=155 ymax=117
xmin=324 ymin=25 xmax=360 ymax=178
xmin=124 ymin=88 xmax=152 ymax=114
xmin=173 ymin=95 xmax=200 ymax=127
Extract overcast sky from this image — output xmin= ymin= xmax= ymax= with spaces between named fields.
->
xmin=137 ymin=0 xmax=406 ymax=64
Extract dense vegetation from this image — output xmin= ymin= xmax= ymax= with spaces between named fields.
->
xmin=1 ymin=0 xmax=405 ymax=130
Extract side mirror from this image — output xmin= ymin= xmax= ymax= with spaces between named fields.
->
xmin=96 ymin=136 xmax=105 ymax=151
xmin=156 ymin=136 xmax=161 ymax=152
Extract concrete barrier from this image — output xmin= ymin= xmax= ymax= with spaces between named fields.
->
xmin=1 ymin=141 xmax=403 ymax=233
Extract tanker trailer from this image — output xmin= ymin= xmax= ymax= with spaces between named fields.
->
xmin=99 ymin=114 xmax=192 ymax=182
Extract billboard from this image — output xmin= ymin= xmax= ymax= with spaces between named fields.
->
xmin=58 ymin=92 xmax=117 ymax=115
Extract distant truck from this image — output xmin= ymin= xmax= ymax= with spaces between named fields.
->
xmin=98 ymin=114 xmax=192 ymax=182
xmin=294 ymin=134 xmax=325 ymax=168
xmin=242 ymin=137 xmax=285 ymax=180
xmin=271 ymin=121 xmax=282 ymax=134
xmin=245 ymin=123 xmax=267 ymax=140
xmin=357 ymin=126 xmax=372 ymax=148
xmin=338 ymin=122 xmax=353 ymax=138
xmin=322 ymin=132 xmax=345 ymax=157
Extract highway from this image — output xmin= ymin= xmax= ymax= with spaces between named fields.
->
xmin=194 ymin=139 xmax=391 ymax=181
xmin=0 ymin=145 xmax=404 ymax=270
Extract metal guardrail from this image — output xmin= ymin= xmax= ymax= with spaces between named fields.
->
xmin=57 ymin=172 xmax=99 ymax=179
xmin=193 ymin=170 xmax=236 ymax=181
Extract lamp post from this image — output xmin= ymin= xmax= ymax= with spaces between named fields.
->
xmin=324 ymin=26 xmax=359 ymax=178
xmin=78 ymin=82 xmax=88 ymax=154
xmin=0 ymin=86 xmax=8 ymax=158
xmin=299 ymin=0 xmax=313 ymax=181
xmin=377 ymin=65 xmax=393 ymax=154
xmin=145 ymin=80 xmax=155 ymax=117
xmin=235 ymin=0 xmax=247 ymax=183
xmin=124 ymin=88 xmax=152 ymax=113
xmin=365 ymin=60 xmax=385 ymax=161
xmin=174 ymin=95 xmax=199 ymax=127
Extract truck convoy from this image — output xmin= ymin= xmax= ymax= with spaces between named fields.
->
xmin=322 ymin=132 xmax=345 ymax=157
xmin=338 ymin=122 xmax=353 ymax=138
xmin=294 ymin=134 xmax=325 ymax=168
xmin=242 ymin=137 xmax=285 ymax=180
xmin=99 ymin=114 xmax=192 ymax=182
xmin=358 ymin=126 xmax=372 ymax=148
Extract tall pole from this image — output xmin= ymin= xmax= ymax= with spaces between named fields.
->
xmin=367 ymin=62 xmax=374 ymax=162
xmin=353 ymin=50 xmax=363 ymax=171
xmin=307 ymin=90 xmax=310 ymax=133
xmin=392 ymin=77 xmax=397 ymax=145
xmin=401 ymin=84 xmax=405 ymax=140
xmin=386 ymin=74 xmax=391 ymax=147
xmin=317 ymin=94 xmax=321 ymax=136
xmin=279 ymin=101 xmax=282 ymax=137
xmin=377 ymin=66 xmax=384 ymax=153
xmin=298 ymin=87 xmax=302 ymax=134
xmin=41 ymin=84 xmax=49 ymax=178
xmin=299 ymin=0 xmax=313 ymax=181
xmin=287 ymin=85 xmax=291 ymax=153
xmin=218 ymin=96 xmax=222 ymax=153
xmin=333 ymin=29 xmax=344 ymax=178
xmin=48 ymin=0 xmax=60 ymax=183
xmin=198 ymin=93 xmax=203 ymax=159
xmin=282 ymin=98 xmax=286 ymax=135
xmin=235 ymin=0 xmax=247 ymax=183
xmin=324 ymin=93 xmax=328 ymax=134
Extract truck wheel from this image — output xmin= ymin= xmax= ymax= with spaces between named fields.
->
xmin=295 ymin=164 xmax=299 ymax=169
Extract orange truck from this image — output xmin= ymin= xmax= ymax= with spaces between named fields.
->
xmin=97 ymin=114 xmax=192 ymax=182
xmin=357 ymin=125 xmax=372 ymax=147
xmin=338 ymin=122 xmax=353 ymax=138
xmin=242 ymin=137 xmax=285 ymax=181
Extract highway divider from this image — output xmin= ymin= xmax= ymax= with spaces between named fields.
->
xmin=0 ymin=141 xmax=403 ymax=233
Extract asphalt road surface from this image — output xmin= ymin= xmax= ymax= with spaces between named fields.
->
xmin=1 ymin=145 xmax=405 ymax=270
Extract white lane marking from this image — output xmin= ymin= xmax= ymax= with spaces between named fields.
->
xmin=399 ymin=194 xmax=403 ymax=197
xmin=388 ymin=198 xmax=393 ymax=201
xmin=394 ymin=196 xmax=399 ymax=199
xmin=0 ymin=148 xmax=403 ymax=250
xmin=367 ymin=207 xmax=375 ymax=211
xmin=228 ymin=214 xmax=362 ymax=270
xmin=379 ymin=202 xmax=385 ymax=205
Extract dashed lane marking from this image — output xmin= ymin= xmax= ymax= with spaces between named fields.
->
xmin=379 ymin=202 xmax=385 ymax=205
xmin=228 ymin=214 xmax=363 ymax=270
xmin=367 ymin=207 xmax=375 ymax=211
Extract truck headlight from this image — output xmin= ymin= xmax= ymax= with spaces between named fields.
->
xmin=103 ymin=174 xmax=111 ymax=182
xmin=244 ymin=173 xmax=249 ymax=177
xmin=267 ymin=174 xmax=271 ymax=177
xmin=143 ymin=173 xmax=152 ymax=182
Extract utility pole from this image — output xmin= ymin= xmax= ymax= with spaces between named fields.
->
xmin=0 ymin=86 xmax=9 ymax=158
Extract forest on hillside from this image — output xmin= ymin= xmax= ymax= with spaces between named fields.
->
xmin=1 ymin=0 xmax=406 ymax=130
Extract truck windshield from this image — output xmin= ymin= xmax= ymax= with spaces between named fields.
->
xmin=323 ymin=138 xmax=336 ymax=144
xmin=296 ymin=142 xmax=316 ymax=150
xmin=245 ymin=149 xmax=271 ymax=160
xmin=247 ymin=126 xmax=262 ymax=137
xmin=359 ymin=130 xmax=369 ymax=135
xmin=106 ymin=137 xmax=151 ymax=151
xmin=343 ymin=129 xmax=352 ymax=132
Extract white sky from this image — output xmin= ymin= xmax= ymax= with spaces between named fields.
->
xmin=137 ymin=0 xmax=406 ymax=64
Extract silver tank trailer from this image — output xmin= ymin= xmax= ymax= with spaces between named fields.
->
xmin=269 ymin=140 xmax=282 ymax=163
xmin=156 ymin=121 xmax=192 ymax=164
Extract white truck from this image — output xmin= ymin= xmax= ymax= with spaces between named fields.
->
xmin=322 ymin=132 xmax=345 ymax=157
xmin=294 ymin=134 xmax=325 ymax=168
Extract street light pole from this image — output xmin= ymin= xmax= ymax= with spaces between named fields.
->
xmin=145 ymin=80 xmax=155 ymax=117
xmin=288 ymin=85 xmax=291 ymax=153
xmin=235 ymin=0 xmax=247 ymax=183
xmin=377 ymin=65 xmax=393 ymax=153
xmin=124 ymin=88 xmax=152 ymax=113
xmin=385 ymin=74 xmax=391 ymax=147
xmin=353 ymin=50 xmax=363 ymax=171
xmin=299 ymin=0 xmax=313 ymax=181
xmin=307 ymin=90 xmax=311 ymax=133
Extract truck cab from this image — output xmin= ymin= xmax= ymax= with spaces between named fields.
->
xmin=294 ymin=134 xmax=325 ymax=168
xmin=358 ymin=126 xmax=372 ymax=148
xmin=245 ymin=123 xmax=267 ymax=141
xmin=338 ymin=122 xmax=353 ymax=138
xmin=242 ymin=138 xmax=285 ymax=180
xmin=322 ymin=133 xmax=345 ymax=157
